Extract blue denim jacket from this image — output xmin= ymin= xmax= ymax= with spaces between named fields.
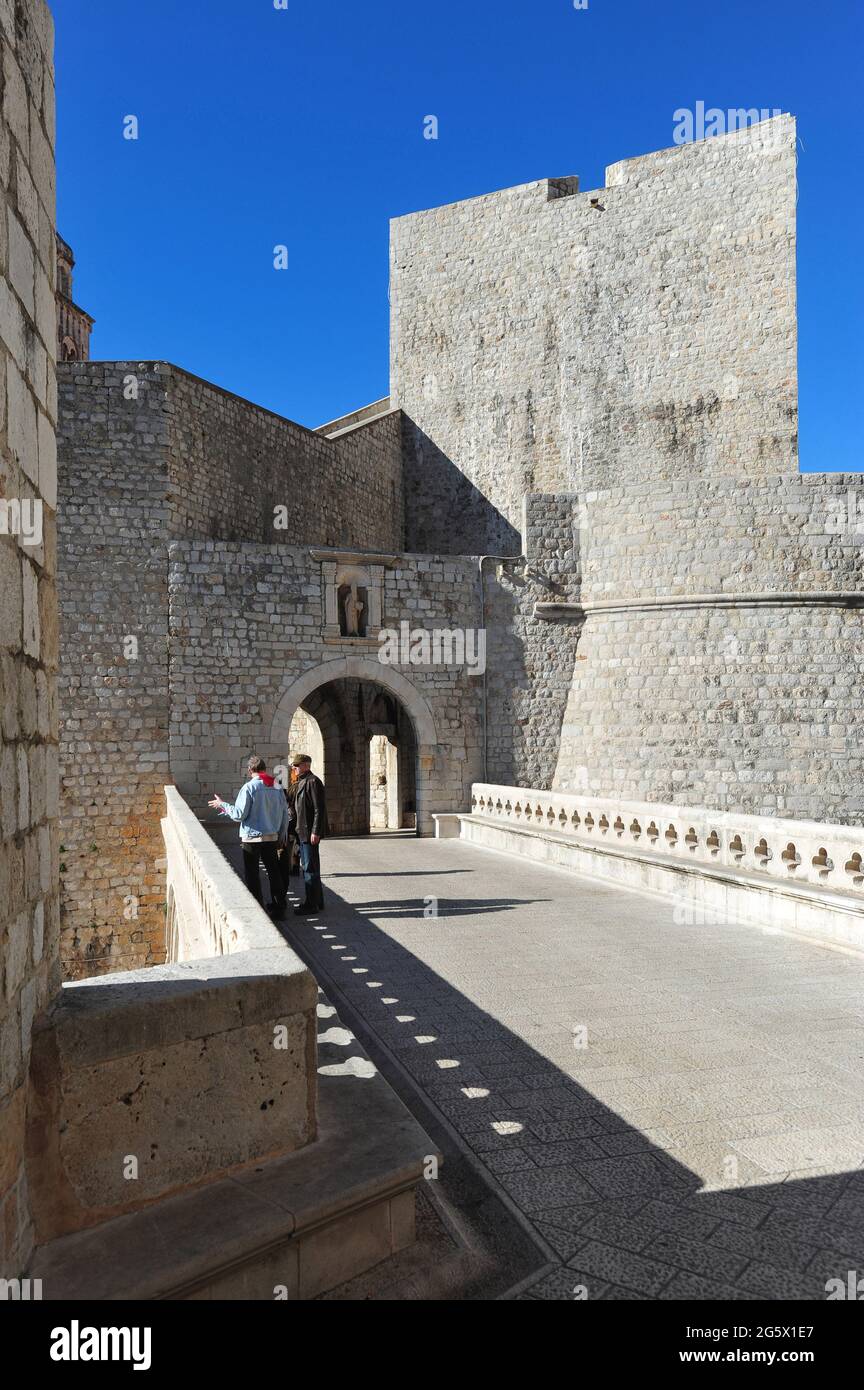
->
xmin=219 ymin=777 xmax=289 ymax=842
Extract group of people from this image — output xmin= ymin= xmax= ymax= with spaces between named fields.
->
xmin=209 ymin=753 xmax=329 ymax=918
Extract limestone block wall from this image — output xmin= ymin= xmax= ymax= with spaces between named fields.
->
xmin=288 ymin=706 xmax=324 ymax=775
xmin=293 ymin=677 xmax=414 ymax=835
xmin=391 ymin=118 xmax=796 ymax=553
xmin=0 ymin=0 xmax=58 ymax=1280
xmin=166 ymin=367 xmax=404 ymax=551
xmin=554 ymin=473 xmax=864 ymax=823
xmin=56 ymin=364 xmax=171 ymax=979
xmin=482 ymin=493 xmax=583 ymax=788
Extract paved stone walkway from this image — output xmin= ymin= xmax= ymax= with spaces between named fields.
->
xmin=277 ymin=834 xmax=864 ymax=1299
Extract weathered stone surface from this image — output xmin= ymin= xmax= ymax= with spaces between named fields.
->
xmin=29 ymin=982 xmax=435 ymax=1299
xmin=25 ymin=950 xmax=318 ymax=1242
xmin=0 ymin=0 xmax=57 ymax=1283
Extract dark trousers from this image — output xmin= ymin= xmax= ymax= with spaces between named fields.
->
xmin=298 ymin=839 xmax=324 ymax=908
xmin=242 ymin=841 xmax=285 ymax=908
xmin=278 ymin=837 xmax=298 ymax=895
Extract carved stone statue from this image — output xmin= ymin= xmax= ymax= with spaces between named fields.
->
xmin=342 ymin=583 xmax=365 ymax=637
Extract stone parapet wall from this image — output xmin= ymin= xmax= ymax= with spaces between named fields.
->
xmin=0 ymin=0 xmax=58 ymax=1281
xmin=166 ymin=366 xmax=404 ymax=551
xmin=163 ymin=784 xmax=299 ymax=960
xmin=25 ymin=785 xmax=318 ymax=1246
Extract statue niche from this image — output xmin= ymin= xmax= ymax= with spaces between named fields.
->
xmin=316 ymin=552 xmax=389 ymax=643
xmin=338 ymin=581 xmax=368 ymax=638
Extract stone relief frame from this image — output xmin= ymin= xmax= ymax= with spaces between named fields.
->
xmin=310 ymin=548 xmax=399 ymax=646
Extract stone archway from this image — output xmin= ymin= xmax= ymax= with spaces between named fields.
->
xmin=268 ymin=657 xmax=438 ymax=834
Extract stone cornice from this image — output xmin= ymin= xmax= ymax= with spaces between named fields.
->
xmin=535 ymin=591 xmax=864 ymax=618
xmin=310 ymin=548 xmax=400 ymax=568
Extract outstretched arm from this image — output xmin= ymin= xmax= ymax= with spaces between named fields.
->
xmin=211 ymin=785 xmax=250 ymax=823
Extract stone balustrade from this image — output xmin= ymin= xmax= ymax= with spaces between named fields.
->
xmin=459 ymin=783 xmax=864 ymax=953
xmin=471 ymin=783 xmax=864 ymax=894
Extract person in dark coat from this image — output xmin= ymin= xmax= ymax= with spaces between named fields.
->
xmin=278 ymin=764 xmax=300 ymax=893
xmin=291 ymin=753 xmax=328 ymax=915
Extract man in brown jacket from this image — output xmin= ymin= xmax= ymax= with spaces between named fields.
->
xmin=291 ymin=753 xmax=329 ymax=915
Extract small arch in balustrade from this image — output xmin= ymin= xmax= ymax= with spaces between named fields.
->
xmin=781 ymin=842 xmax=801 ymax=871
xmin=614 ymin=816 xmax=625 ymax=835
xmin=584 ymin=812 xmax=595 ymax=831
xmin=571 ymin=810 xmax=581 ymax=830
xmin=647 ymin=821 xmax=659 ymax=842
xmin=729 ymin=834 xmax=745 ymax=861
xmin=706 ymin=830 xmax=720 ymax=854
xmin=504 ymin=800 xmax=512 ymax=815
xmin=558 ymin=809 xmax=568 ymax=828
xmin=664 ymin=823 xmax=678 ymax=847
xmin=844 ymin=852 xmax=863 ymax=885
xmin=754 ymin=838 xmax=771 ymax=868
xmin=495 ymin=799 xmax=503 ymax=813
xmin=534 ymin=803 xmax=544 ymax=821
xmin=546 ymin=806 xmax=556 ymax=825
xmin=630 ymin=819 xmax=641 ymax=839
xmin=513 ymin=802 xmax=522 ymax=817
xmin=685 ymin=827 xmax=698 ymax=850
xmin=599 ymin=815 xmax=610 ymax=833
xmin=811 ymin=847 xmax=833 ymax=877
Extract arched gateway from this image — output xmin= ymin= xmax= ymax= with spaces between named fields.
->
xmin=267 ymin=657 xmax=440 ymax=835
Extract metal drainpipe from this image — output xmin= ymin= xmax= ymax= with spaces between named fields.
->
xmin=478 ymin=553 xmax=524 ymax=785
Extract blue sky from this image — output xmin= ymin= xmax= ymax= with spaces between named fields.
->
xmin=52 ymin=0 xmax=861 ymax=468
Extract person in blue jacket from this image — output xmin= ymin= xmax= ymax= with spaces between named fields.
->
xmin=209 ymin=756 xmax=289 ymax=918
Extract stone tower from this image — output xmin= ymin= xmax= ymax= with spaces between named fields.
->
xmin=55 ymin=234 xmax=94 ymax=360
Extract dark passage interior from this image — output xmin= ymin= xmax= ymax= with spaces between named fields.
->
xmin=288 ymin=679 xmax=418 ymax=835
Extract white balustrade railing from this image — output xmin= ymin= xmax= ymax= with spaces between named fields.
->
xmin=470 ymin=783 xmax=864 ymax=898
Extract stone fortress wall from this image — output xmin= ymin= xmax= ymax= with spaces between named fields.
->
xmin=554 ymin=472 xmax=864 ymax=820
xmin=390 ymin=115 xmax=864 ymax=825
xmin=0 ymin=0 xmax=58 ymax=1280
xmin=57 ymin=365 xmax=171 ymax=978
xmin=166 ymin=366 xmax=404 ymax=549
xmin=391 ymin=118 xmax=798 ymax=554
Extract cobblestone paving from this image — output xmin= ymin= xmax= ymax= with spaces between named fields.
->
xmin=253 ymin=834 xmax=864 ymax=1300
